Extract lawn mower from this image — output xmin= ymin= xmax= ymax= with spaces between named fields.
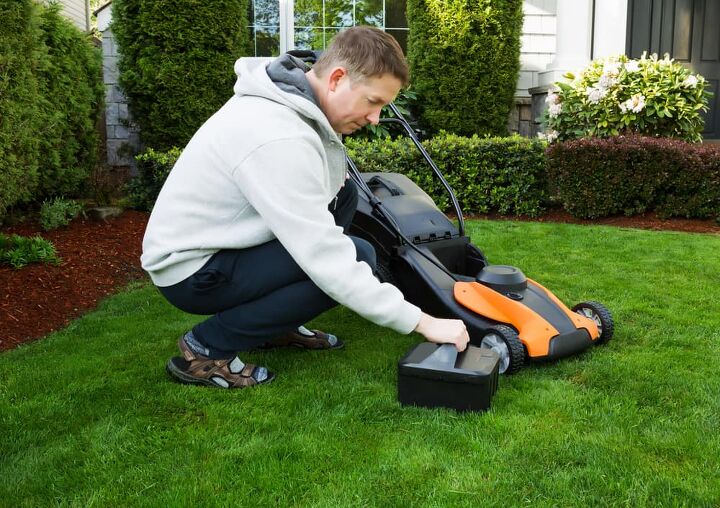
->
xmin=347 ymin=104 xmax=614 ymax=374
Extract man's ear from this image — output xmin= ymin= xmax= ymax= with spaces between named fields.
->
xmin=328 ymin=66 xmax=348 ymax=92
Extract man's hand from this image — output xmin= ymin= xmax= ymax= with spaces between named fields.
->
xmin=413 ymin=312 xmax=470 ymax=352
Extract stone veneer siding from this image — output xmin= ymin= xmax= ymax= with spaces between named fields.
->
xmin=101 ymin=28 xmax=140 ymax=170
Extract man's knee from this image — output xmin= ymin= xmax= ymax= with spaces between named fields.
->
xmin=351 ymin=236 xmax=376 ymax=270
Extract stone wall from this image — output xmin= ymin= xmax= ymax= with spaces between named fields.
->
xmin=101 ymin=27 xmax=140 ymax=171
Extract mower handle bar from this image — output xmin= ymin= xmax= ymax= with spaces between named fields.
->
xmin=379 ymin=103 xmax=465 ymax=237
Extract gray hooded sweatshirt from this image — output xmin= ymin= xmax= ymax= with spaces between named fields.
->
xmin=141 ymin=56 xmax=422 ymax=334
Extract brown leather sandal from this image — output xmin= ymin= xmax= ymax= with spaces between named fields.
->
xmin=166 ymin=336 xmax=275 ymax=388
xmin=261 ymin=326 xmax=344 ymax=350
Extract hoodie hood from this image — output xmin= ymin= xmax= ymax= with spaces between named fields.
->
xmin=233 ymin=56 xmax=340 ymax=144
xmin=266 ymin=54 xmax=319 ymax=106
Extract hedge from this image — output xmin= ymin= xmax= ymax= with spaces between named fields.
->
xmin=0 ymin=0 xmax=43 ymax=218
xmin=36 ymin=4 xmax=104 ymax=198
xmin=546 ymin=135 xmax=720 ymax=220
xmin=406 ymin=0 xmax=523 ymax=137
xmin=126 ymin=135 xmax=548 ymax=216
xmin=346 ymin=134 xmax=548 ymax=217
xmin=0 ymin=1 xmax=103 ymax=221
xmin=112 ymin=0 xmax=252 ymax=150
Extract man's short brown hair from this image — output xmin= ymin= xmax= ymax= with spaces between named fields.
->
xmin=313 ymin=26 xmax=409 ymax=86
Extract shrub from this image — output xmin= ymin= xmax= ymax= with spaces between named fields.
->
xmin=546 ymin=135 xmax=720 ymax=220
xmin=112 ymin=0 xmax=252 ymax=150
xmin=346 ymin=134 xmax=548 ymax=217
xmin=0 ymin=233 xmax=61 ymax=269
xmin=40 ymin=197 xmax=83 ymax=231
xmin=124 ymin=147 xmax=182 ymax=211
xmin=0 ymin=1 xmax=103 ymax=221
xmin=0 ymin=0 xmax=44 ymax=218
xmin=35 ymin=4 xmax=104 ymax=198
xmin=543 ymin=53 xmax=711 ymax=143
xmin=406 ymin=0 xmax=523 ymax=137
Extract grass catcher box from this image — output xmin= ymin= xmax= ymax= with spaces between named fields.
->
xmin=398 ymin=343 xmax=500 ymax=412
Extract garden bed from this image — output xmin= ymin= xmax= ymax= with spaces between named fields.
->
xmin=0 ymin=211 xmax=148 ymax=352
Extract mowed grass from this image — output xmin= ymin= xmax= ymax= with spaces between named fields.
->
xmin=1 ymin=220 xmax=719 ymax=507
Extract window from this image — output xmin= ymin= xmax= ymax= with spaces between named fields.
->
xmin=248 ymin=0 xmax=408 ymax=56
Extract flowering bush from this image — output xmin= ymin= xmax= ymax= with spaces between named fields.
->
xmin=542 ymin=53 xmax=711 ymax=143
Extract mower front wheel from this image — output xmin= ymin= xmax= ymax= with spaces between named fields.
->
xmin=572 ymin=301 xmax=614 ymax=345
xmin=480 ymin=325 xmax=525 ymax=375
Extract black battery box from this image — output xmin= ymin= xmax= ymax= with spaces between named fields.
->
xmin=398 ymin=343 xmax=500 ymax=412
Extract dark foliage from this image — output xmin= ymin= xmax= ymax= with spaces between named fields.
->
xmin=546 ymin=136 xmax=720 ymax=220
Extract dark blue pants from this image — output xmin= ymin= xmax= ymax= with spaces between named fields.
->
xmin=158 ymin=181 xmax=375 ymax=358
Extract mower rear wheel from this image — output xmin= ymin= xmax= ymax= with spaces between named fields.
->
xmin=480 ymin=325 xmax=525 ymax=375
xmin=572 ymin=301 xmax=614 ymax=345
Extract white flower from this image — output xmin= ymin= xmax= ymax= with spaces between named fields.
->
xmin=546 ymin=92 xmax=560 ymax=105
xmin=586 ymin=86 xmax=607 ymax=104
xmin=598 ymin=73 xmax=618 ymax=89
xmin=621 ymin=94 xmax=646 ymax=114
xmin=682 ymin=75 xmax=699 ymax=88
xmin=624 ymin=60 xmax=640 ymax=73
xmin=548 ymin=103 xmax=562 ymax=118
xmin=603 ymin=61 xmax=621 ymax=77
xmin=538 ymin=130 xmax=558 ymax=142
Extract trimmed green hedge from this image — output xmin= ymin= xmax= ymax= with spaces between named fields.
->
xmin=406 ymin=0 xmax=523 ymax=137
xmin=112 ymin=0 xmax=252 ymax=150
xmin=346 ymin=134 xmax=548 ymax=217
xmin=0 ymin=1 xmax=102 ymax=221
xmin=546 ymin=136 xmax=720 ymax=220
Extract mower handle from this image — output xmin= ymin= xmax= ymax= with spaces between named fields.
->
xmin=379 ymin=103 xmax=465 ymax=237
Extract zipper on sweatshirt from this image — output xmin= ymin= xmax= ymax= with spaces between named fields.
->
xmin=333 ymin=196 xmax=339 ymax=210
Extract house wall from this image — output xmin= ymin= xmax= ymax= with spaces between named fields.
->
xmin=96 ymin=5 xmax=140 ymax=170
xmin=53 ymin=0 xmax=90 ymax=32
xmin=508 ymin=0 xmax=557 ymax=137
xmin=518 ymin=0 xmax=557 ymax=97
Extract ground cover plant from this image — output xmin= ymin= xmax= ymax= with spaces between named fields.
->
xmin=1 ymin=220 xmax=718 ymax=506
xmin=0 ymin=233 xmax=60 ymax=269
xmin=39 ymin=197 xmax=83 ymax=231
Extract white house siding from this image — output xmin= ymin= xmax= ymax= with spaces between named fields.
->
xmin=518 ymin=0 xmax=557 ymax=97
xmin=52 ymin=0 xmax=89 ymax=31
xmin=508 ymin=0 xmax=556 ymax=136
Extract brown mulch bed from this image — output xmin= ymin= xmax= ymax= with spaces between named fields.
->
xmin=0 ymin=211 xmax=148 ymax=352
xmin=0 ymin=209 xmax=718 ymax=352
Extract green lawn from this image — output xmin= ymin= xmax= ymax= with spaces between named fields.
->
xmin=2 ymin=220 xmax=719 ymax=507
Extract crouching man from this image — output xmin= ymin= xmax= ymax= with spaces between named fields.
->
xmin=141 ymin=26 xmax=469 ymax=389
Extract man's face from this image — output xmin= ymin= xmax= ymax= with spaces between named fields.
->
xmin=322 ymin=69 xmax=403 ymax=135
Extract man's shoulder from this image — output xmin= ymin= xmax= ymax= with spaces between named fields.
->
xmin=213 ymin=95 xmax=321 ymax=139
